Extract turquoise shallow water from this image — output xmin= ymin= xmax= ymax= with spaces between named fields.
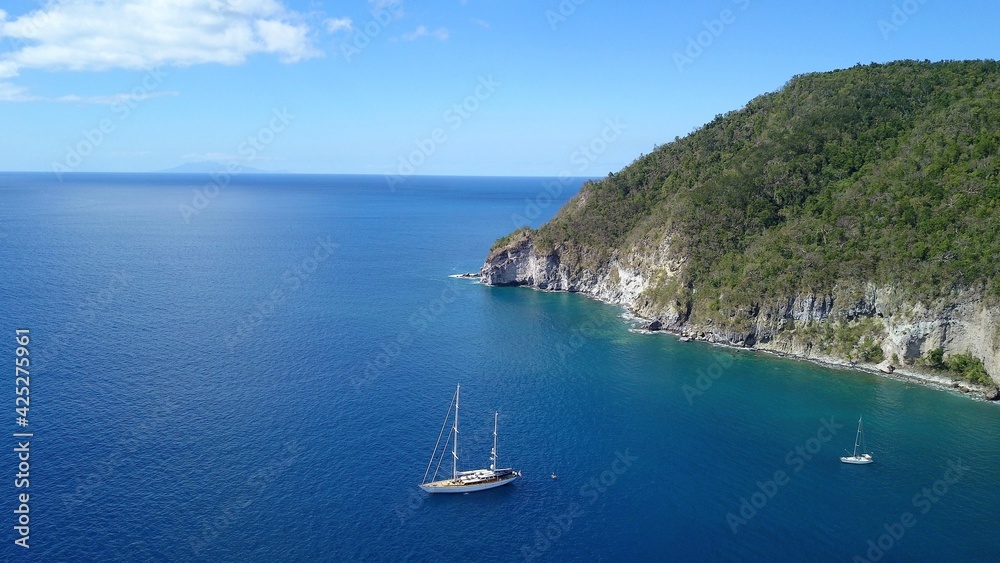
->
xmin=0 ymin=173 xmax=998 ymax=562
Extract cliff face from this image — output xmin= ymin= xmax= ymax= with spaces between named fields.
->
xmin=481 ymin=234 xmax=1000 ymax=395
xmin=481 ymin=233 xmax=673 ymax=307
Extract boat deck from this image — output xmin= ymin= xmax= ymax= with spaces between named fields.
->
xmin=420 ymin=470 xmax=518 ymax=492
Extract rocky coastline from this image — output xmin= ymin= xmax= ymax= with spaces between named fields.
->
xmin=480 ymin=234 xmax=1000 ymax=401
xmin=633 ymin=320 xmax=999 ymax=401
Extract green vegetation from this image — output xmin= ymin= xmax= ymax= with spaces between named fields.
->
xmin=924 ymin=348 xmax=992 ymax=385
xmin=789 ymin=317 xmax=885 ymax=361
xmin=505 ymin=61 xmax=1000 ymax=322
xmin=490 ymin=226 xmax=535 ymax=252
xmin=925 ymin=347 xmax=946 ymax=368
xmin=946 ymin=353 xmax=992 ymax=385
xmin=858 ymin=337 xmax=885 ymax=363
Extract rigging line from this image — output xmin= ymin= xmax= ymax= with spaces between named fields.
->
xmin=432 ymin=429 xmax=453 ymax=483
xmin=860 ymin=417 xmax=867 ymax=453
xmin=422 ymin=386 xmax=457 ymax=484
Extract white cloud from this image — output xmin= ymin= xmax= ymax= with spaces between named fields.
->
xmin=0 ymin=81 xmax=177 ymax=103
xmin=0 ymin=60 xmax=20 ymax=79
xmin=54 ymin=90 xmax=178 ymax=105
xmin=324 ymin=17 xmax=352 ymax=34
xmin=255 ymin=18 xmax=314 ymax=62
xmin=471 ymin=18 xmax=490 ymax=30
xmin=0 ymin=81 xmax=34 ymax=102
xmin=0 ymin=0 xmax=320 ymax=76
xmin=400 ymin=25 xmax=448 ymax=42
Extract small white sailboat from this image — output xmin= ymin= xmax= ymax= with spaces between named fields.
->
xmin=840 ymin=416 xmax=874 ymax=465
xmin=420 ymin=384 xmax=520 ymax=493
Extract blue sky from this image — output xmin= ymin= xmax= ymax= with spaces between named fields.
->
xmin=0 ymin=0 xmax=997 ymax=176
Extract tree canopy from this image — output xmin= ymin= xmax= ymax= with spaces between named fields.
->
xmin=520 ymin=60 xmax=1000 ymax=313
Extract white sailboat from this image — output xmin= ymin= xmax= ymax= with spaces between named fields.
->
xmin=840 ymin=416 xmax=874 ymax=465
xmin=420 ymin=384 xmax=520 ymax=493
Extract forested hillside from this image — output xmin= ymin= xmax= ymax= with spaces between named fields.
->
xmin=484 ymin=60 xmax=1000 ymax=389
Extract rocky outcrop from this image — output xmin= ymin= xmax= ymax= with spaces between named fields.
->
xmin=481 ymin=236 xmax=658 ymax=304
xmin=481 ymin=236 xmax=568 ymax=290
xmin=481 ymin=233 xmax=1000 ymax=399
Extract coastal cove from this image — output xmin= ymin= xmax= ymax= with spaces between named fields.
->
xmin=2 ymin=173 xmax=999 ymax=561
xmin=461 ymin=276 xmax=1000 ymax=562
xmin=473 ymin=278 xmax=1000 ymax=403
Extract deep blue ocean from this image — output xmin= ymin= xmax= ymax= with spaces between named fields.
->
xmin=1 ymin=173 xmax=999 ymax=562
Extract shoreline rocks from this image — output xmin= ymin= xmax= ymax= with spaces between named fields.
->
xmin=479 ymin=235 xmax=1000 ymax=402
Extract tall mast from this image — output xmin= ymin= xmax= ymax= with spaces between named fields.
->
xmin=859 ymin=416 xmax=866 ymax=455
xmin=853 ymin=416 xmax=862 ymax=457
xmin=452 ymin=384 xmax=460 ymax=480
xmin=491 ymin=411 xmax=499 ymax=471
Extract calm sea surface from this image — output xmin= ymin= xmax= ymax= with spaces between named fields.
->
xmin=1 ymin=173 xmax=998 ymax=562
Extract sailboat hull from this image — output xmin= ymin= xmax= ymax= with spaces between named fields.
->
xmin=420 ymin=472 xmax=518 ymax=494
xmin=840 ymin=454 xmax=873 ymax=465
